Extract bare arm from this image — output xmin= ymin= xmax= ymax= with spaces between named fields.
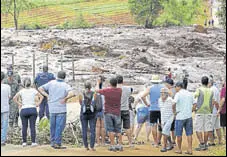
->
xmin=13 ymin=93 xmax=22 ymax=109
xmin=61 ymin=91 xmax=75 ymax=104
xmin=141 ymin=88 xmax=150 ymax=107
xmin=38 ymin=87 xmax=49 ymax=98
xmin=35 ymin=93 xmax=44 ymax=107
xmin=218 ymin=97 xmax=225 ymax=114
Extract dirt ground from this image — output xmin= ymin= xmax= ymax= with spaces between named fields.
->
xmin=1 ymin=127 xmax=226 ymax=156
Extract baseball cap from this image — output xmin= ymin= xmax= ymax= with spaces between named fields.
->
xmin=175 ymin=82 xmax=184 ymax=88
xmin=7 ymin=70 xmax=13 ymax=77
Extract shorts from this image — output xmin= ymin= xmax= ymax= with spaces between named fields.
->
xmin=194 ymin=114 xmax=213 ymax=132
xmin=220 ymin=114 xmax=226 ymax=127
xmin=212 ymin=114 xmax=221 ymax=130
xmin=121 ymin=111 xmax=131 ymax=129
xmin=171 ymin=120 xmax=175 ymax=131
xmin=96 ymin=111 xmax=104 ymax=119
xmin=104 ymin=113 xmax=121 ymax=133
xmin=150 ymin=111 xmax=161 ymax=125
xmin=137 ymin=107 xmax=150 ymax=124
xmin=175 ymin=118 xmax=193 ymax=136
xmin=129 ymin=110 xmax=135 ymax=127
xmin=162 ymin=117 xmax=174 ymax=136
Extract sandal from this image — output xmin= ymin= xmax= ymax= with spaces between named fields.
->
xmin=175 ymin=150 xmax=182 ymax=154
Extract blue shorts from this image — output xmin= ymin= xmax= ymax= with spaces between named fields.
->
xmin=104 ymin=113 xmax=121 ymax=133
xmin=137 ymin=107 xmax=150 ymax=124
xmin=96 ymin=111 xmax=104 ymax=119
xmin=175 ymin=118 xmax=193 ymax=137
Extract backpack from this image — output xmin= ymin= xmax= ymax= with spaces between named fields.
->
xmin=82 ymin=91 xmax=94 ymax=114
xmin=95 ymin=94 xmax=103 ymax=112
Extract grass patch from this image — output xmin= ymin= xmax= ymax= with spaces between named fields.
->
xmin=209 ymin=144 xmax=226 ymax=156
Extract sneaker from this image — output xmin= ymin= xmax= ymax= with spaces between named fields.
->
xmin=31 ymin=143 xmax=38 ymax=147
xmin=22 ymin=143 xmax=27 ymax=147
xmin=115 ymin=145 xmax=123 ymax=151
xmin=53 ymin=144 xmax=67 ymax=149
xmin=208 ymin=143 xmax=216 ymax=147
xmin=166 ymin=145 xmax=174 ymax=151
xmin=160 ymin=148 xmax=167 ymax=152
xmin=195 ymin=144 xmax=206 ymax=151
xmin=108 ymin=146 xmax=116 ymax=152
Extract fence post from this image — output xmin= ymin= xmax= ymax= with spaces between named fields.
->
xmin=72 ymin=52 xmax=75 ymax=81
xmin=33 ymin=52 xmax=35 ymax=81
xmin=61 ymin=52 xmax=63 ymax=71
xmin=12 ymin=54 xmax=15 ymax=69
xmin=46 ymin=53 xmax=48 ymax=66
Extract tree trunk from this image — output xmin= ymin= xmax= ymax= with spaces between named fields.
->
xmin=13 ymin=0 xmax=18 ymax=30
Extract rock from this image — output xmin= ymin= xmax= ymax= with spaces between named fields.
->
xmin=192 ymin=24 xmax=208 ymax=34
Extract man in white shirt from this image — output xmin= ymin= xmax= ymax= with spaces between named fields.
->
xmin=1 ymin=72 xmax=11 ymax=146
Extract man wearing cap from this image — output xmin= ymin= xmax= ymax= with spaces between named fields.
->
xmin=141 ymin=75 xmax=165 ymax=147
xmin=34 ymin=65 xmax=55 ymax=120
xmin=3 ymin=70 xmax=20 ymax=128
xmin=173 ymin=82 xmax=194 ymax=155
xmin=7 ymin=65 xmax=21 ymax=85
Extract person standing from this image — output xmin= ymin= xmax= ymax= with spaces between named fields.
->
xmin=218 ymin=79 xmax=226 ymax=141
xmin=194 ymin=76 xmax=214 ymax=151
xmin=95 ymin=77 xmax=122 ymax=152
xmin=79 ymin=81 xmax=97 ymax=151
xmin=208 ymin=78 xmax=222 ymax=146
xmin=38 ymin=71 xmax=74 ymax=149
xmin=173 ymin=82 xmax=194 ymax=155
xmin=117 ymin=75 xmax=134 ymax=148
xmin=1 ymin=72 xmax=11 ymax=146
xmin=34 ymin=65 xmax=55 ymax=120
xmin=3 ymin=70 xmax=19 ymax=128
xmin=6 ymin=64 xmax=21 ymax=85
xmin=13 ymin=77 xmax=43 ymax=147
xmin=159 ymin=87 xmax=174 ymax=152
xmin=141 ymin=75 xmax=165 ymax=147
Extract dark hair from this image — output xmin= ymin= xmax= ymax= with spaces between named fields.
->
xmin=23 ymin=77 xmax=31 ymax=88
xmin=43 ymin=65 xmax=48 ymax=72
xmin=110 ymin=77 xmax=118 ymax=87
xmin=166 ymin=78 xmax=174 ymax=86
xmin=57 ymin=71 xmax=66 ymax=80
xmin=201 ymin=76 xmax=209 ymax=86
xmin=175 ymin=82 xmax=184 ymax=88
xmin=168 ymin=68 xmax=171 ymax=71
xmin=116 ymin=75 xmax=123 ymax=84
xmin=84 ymin=81 xmax=92 ymax=90
xmin=1 ymin=72 xmax=5 ymax=81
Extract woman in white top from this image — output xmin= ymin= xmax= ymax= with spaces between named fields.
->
xmin=13 ymin=77 xmax=43 ymax=147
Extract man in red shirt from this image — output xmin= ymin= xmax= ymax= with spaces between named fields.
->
xmin=96 ymin=77 xmax=123 ymax=152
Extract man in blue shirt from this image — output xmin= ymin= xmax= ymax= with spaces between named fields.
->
xmin=38 ymin=71 xmax=74 ymax=149
xmin=141 ymin=75 xmax=165 ymax=147
xmin=34 ymin=65 xmax=55 ymax=120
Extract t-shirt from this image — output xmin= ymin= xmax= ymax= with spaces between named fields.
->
xmin=211 ymin=85 xmax=220 ymax=114
xmin=194 ymin=86 xmax=214 ymax=114
xmin=97 ymin=87 xmax=122 ymax=116
xmin=41 ymin=80 xmax=72 ymax=114
xmin=149 ymin=84 xmax=165 ymax=111
xmin=34 ymin=72 xmax=55 ymax=87
xmin=120 ymin=86 xmax=133 ymax=111
xmin=159 ymin=97 xmax=174 ymax=124
xmin=174 ymin=89 xmax=193 ymax=120
xmin=1 ymin=84 xmax=11 ymax=113
xmin=18 ymin=88 xmax=38 ymax=109
xmin=220 ymin=86 xmax=226 ymax=114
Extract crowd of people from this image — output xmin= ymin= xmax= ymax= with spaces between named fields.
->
xmin=1 ymin=65 xmax=226 ymax=155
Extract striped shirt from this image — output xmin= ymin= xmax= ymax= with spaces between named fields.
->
xmin=159 ymin=97 xmax=174 ymax=124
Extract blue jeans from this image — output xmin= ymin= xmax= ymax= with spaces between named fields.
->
xmin=1 ymin=112 xmax=9 ymax=144
xmin=50 ymin=113 xmax=66 ymax=146
xmin=104 ymin=113 xmax=121 ymax=133
xmin=39 ymin=97 xmax=49 ymax=120
xmin=80 ymin=113 xmax=96 ymax=148
xmin=175 ymin=117 xmax=193 ymax=137
xmin=20 ymin=108 xmax=37 ymax=143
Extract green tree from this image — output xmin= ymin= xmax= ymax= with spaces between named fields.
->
xmin=128 ymin=0 xmax=162 ymax=28
xmin=217 ymin=0 xmax=226 ymax=29
xmin=155 ymin=0 xmax=203 ymax=26
xmin=1 ymin=0 xmax=34 ymax=30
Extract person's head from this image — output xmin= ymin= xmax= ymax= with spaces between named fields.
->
xmin=165 ymin=78 xmax=174 ymax=89
xmin=98 ymin=75 xmax=105 ymax=89
xmin=7 ymin=70 xmax=13 ymax=79
xmin=168 ymin=68 xmax=171 ymax=72
xmin=151 ymin=75 xmax=162 ymax=84
xmin=57 ymin=71 xmax=66 ymax=80
xmin=116 ymin=75 xmax=123 ymax=84
xmin=201 ymin=76 xmax=209 ymax=86
xmin=160 ymin=87 xmax=169 ymax=101
xmin=208 ymin=77 xmax=214 ymax=88
xmin=109 ymin=77 xmax=118 ymax=88
xmin=84 ymin=81 xmax=92 ymax=92
xmin=43 ymin=65 xmax=48 ymax=73
xmin=175 ymin=82 xmax=184 ymax=92
xmin=23 ymin=77 xmax=32 ymax=88
xmin=1 ymin=72 xmax=5 ymax=82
